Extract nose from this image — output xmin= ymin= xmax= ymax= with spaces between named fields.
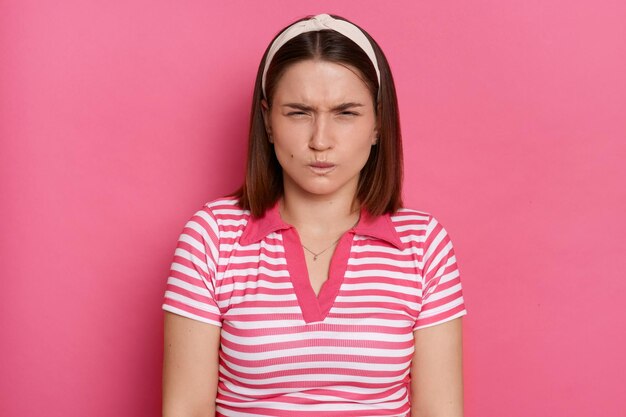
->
xmin=308 ymin=115 xmax=332 ymax=151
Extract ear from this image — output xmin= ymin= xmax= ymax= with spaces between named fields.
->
xmin=371 ymin=126 xmax=379 ymax=146
xmin=372 ymin=102 xmax=381 ymax=145
xmin=261 ymin=99 xmax=272 ymax=141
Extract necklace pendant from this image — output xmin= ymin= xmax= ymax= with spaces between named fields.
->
xmin=313 ymin=255 xmax=318 ymax=261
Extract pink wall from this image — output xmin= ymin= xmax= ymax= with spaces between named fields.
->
xmin=2 ymin=1 xmax=625 ymax=416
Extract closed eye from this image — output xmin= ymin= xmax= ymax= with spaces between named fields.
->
xmin=287 ymin=111 xmax=308 ymax=116
xmin=339 ymin=111 xmax=359 ymax=116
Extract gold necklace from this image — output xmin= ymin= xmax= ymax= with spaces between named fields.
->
xmin=300 ymin=215 xmax=360 ymax=261
xmin=301 ymin=237 xmax=342 ymax=261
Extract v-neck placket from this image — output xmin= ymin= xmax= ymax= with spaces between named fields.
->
xmin=239 ymin=202 xmax=405 ymax=325
xmin=281 ymin=226 xmax=354 ymax=323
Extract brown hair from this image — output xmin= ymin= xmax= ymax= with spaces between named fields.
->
xmin=235 ymin=14 xmax=403 ymax=217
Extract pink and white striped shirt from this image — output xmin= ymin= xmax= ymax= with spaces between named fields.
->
xmin=162 ymin=197 xmax=466 ymax=416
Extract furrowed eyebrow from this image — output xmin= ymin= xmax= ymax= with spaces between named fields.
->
xmin=333 ymin=102 xmax=364 ymax=112
xmin=282 ymin=103 xmax=314 ymax=112
xmin=281 ymin=102 xmax=365 ymax=112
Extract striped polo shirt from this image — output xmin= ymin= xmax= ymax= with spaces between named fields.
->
xmin=162 ymin=197 xmax=466 ymax=416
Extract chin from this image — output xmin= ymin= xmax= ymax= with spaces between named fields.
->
xmin=283 ymin=172 xmax=358 ymax=199
xmin=302 ymin=186 xmax=338 ymax=197
xmin=298 ymin=182 xmax=355 ymax=199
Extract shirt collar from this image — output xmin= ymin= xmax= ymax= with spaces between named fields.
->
xmin=240 ymin=202 xmax=291 ymax=246
xmin=240 ymin=202 xmax=405 ymax=250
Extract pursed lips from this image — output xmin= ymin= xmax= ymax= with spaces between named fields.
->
xmin=308 ymin=161 xmax=336 ymax=174
xmin=309 ymin=161 xmax=334 ymax=168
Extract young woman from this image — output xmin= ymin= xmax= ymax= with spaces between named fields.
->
xmin=162 ymin=14 xmax=466 ymax=417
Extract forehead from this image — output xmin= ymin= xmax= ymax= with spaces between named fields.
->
xmin=272 ymin=59 xmax=374 ymax=105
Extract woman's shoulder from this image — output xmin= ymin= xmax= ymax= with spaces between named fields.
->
xmin=201 ymin=196 xmax=249 ymax=218
xmin=389 ymin=206 xmax=433 ymax=227
xmin=182 ymin=196 xmax=250 ymax=234
xmin=388 ymin=207 xmax=452 ymax=246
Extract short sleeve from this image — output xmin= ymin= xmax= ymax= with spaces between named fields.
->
xmin=413 ymin=216 xmax=467 ymax=330
xmin=162 ymin=206 xmax=222 ymax=327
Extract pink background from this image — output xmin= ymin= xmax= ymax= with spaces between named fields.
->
xmin=2 ymin=1 xmax=625 ymax=416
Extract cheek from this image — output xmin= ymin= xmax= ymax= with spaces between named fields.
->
xmin=354 ymin=146 xmax=374 ymax=168
xmin=271 ymin=127 xmax=309 ymax=160
xmin=272 ymin=143 xmax=297 ymax=169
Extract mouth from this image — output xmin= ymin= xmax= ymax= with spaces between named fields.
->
xmin=308 ymin=161 xmax=336 ymax=174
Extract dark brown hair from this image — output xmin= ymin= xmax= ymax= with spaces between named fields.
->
xmin=235 ymin=15 xmax=403 ymax=217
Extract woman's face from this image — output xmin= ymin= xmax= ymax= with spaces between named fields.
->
xmin=263 ymin=59 xmax=378 ymax=203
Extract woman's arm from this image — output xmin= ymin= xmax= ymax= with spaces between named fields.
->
xmin=410 ymin=317 xmax=464 ymax=417
xmin=162 ymin=312 xmax=221 ymax=417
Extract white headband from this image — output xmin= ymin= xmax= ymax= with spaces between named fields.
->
xmin=261 ymin=14 xmax=380 ymax=99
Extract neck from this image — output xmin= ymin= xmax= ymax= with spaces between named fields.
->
xmin=279 ymin=190 xmax=360 ymax=238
